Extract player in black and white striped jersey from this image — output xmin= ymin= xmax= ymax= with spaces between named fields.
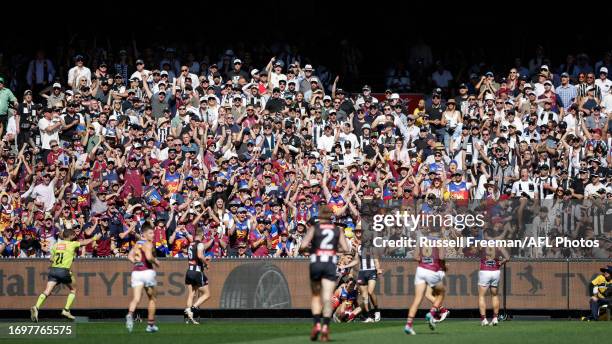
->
xmin=184 ymin=229 xmax=211 ymax=325
xmin=300 ymin=205 xmax=350 ymax=342
xmin=339 ymin=243 xmax=382 ymax=322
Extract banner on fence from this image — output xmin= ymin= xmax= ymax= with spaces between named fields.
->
xmin=0 ymin=260 xmax=607 ymax=310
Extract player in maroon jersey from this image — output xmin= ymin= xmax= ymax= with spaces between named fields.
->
xmin=478 ymin=245 xmax=509 ymax=326
xmin=126 ymin=225 xmax=160 ymax=333
xmin=404 ymin=229 xmax=447 ymax=335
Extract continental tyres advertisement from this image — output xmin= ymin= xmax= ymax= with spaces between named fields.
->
xmin=0 ymin=259 xmax=608 ymax=310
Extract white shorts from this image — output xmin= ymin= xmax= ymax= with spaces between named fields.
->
xmin=414 ymin=267 xmax=443 ymax=287
xmin=131 ymin=269 xmax=157 ymax=288
xmin=478 ymin=270 xmax=501 ymax=288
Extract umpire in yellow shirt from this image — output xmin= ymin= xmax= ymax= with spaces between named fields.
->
xmin=30 ymin=228 xmax=100 ymax=322
xmin=585 ymin=265 xmax=611 ymax=321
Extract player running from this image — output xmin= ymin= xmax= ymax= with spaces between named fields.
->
xmin=478 ymin=246 xmax=509 ymax=326
xmin=404 ymin=229 xmax=447 ymax=335
xmin=30 ymin=229 xmax=100 ymax=322
xmin=184 ymin=229 xmax=211 ymax=324
xmin=340 ymin=244 xmax=382 ymax=322
xmin=300 ymin=205 xmax=349 ymax=342
xmin=126 ymin=225 xmax=160 ymax=333
xmin=425 ymin=284 xmax=450 ymax=323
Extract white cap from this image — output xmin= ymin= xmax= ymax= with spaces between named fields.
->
xmin=540 ymin=65 xmax=549 ymax=70
xmin=371 ymin=97 xmax=379 ymax=103
xmin=323 ymin=95 xmax=332 ymax=101
xmin=485 ymin=93 xmax=495 ymax=101
xmin=600 ymin=67 xmax=608 ymax=74
xmin=160 ymin=71 xmax=169 ymax=76
xmin=233 ymin=58 xmax=242 ymax=64
xmin=390 ymin=93 xmax=400 ymax=100
xmin=250 ymin=69 xmax=259 ymax=76
xmin=52 ymin=82 xmax=61 ymax=88
xmin=524 ymin=83 xmax=533 ymax=89
xmin=304 ymin=64 xmax=314 ymax=71
xmin=310 ymin=77 xmax=319 ymax=84
xmin=109 ymin=115 xmax=118 ymax=121
xmin=199 ymin=96 xmax=207 ymax=102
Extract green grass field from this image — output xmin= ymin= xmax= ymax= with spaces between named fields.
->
xmin=4 ymin=320 xmax=610 ymax=344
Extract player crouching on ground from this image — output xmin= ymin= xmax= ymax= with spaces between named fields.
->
xmin=126 ymin=225 xmax=160 ymax=333
xmin=332 ymin=278 xmax=362 ymax=323
xmin=339 ymin=243 xmax=382 ymax=322
xmin=582 ymin=265 xmax=611 ymax=321
xmin=31 ymin=228 xmax=101 ymax=322
xmin=300 ymin=205 xmax=350 ymax=342
xmin=404 ymin=226 xmax=447 ymax=335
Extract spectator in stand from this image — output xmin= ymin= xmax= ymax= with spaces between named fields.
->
xmin=0 ymin=43 xmax=609 ymax=262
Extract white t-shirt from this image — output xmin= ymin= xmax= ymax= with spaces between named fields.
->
xmin=270 ymin=72 xmax=287 ymax=89
xmin=6 ymin=116 xmax=16 ymax=137
xmin=130 ymin=69 xmax=152 ymax=82
xmin=38 ymin=117 xmax=60 ymax=149
xmin=534 ymin=83 xmax=545 ymax=97
xmin=511 ymin=179 xmax=536 ymax=199
xmin=595 ymin=78 xmax=612 ymax=95
xmin=584 ymin=183 xmax=603 ymax=198
xmin=443 ymin=110 xmax=461 ymax=129
xmin=601 ymin=93 xmax=612 ymax=114
xmin=317 ymin=134 xmax=336 ymax=152
xmin=338 ymin=132 xmax=359 ymax=151
xmin=563 ymin=114 xmax=578 ymax=133
xmin=67 ymin=66 xmax=92 ymax=88
xmin=22 ymin=180 xmax=56 ymax=211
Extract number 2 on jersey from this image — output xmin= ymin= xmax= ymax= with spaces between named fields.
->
xmin=320 ymin=229 xmax=335 ymax=249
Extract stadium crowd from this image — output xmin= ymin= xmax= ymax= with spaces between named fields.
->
xmin=0 ymin=46 xmax=611 ymax=260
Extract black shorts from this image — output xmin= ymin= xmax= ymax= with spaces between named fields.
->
xmin=0 ymin=115 xmax=8 ymax=129
xmin=48 ymin=267 xmax=73 ymax=285
xmin=357 ymin=270 xmax=377 ymax=285
xmin=309 ymin=262 xmax=336 ymax=282
xmin=185 ymin=270 xmax=208 ymax=287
